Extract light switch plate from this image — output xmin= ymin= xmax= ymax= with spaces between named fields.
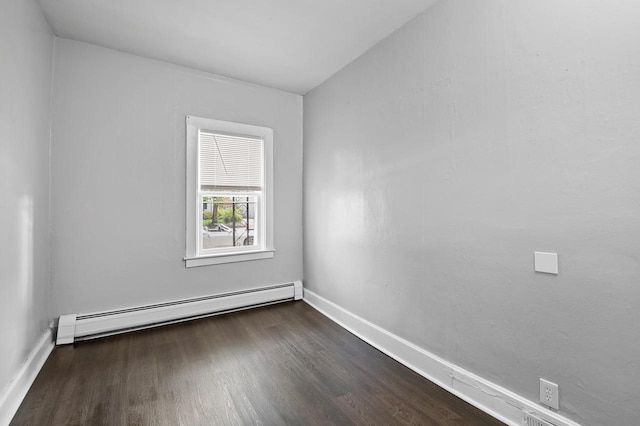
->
xmin=534 ymin=252 xmax=558 ymax=274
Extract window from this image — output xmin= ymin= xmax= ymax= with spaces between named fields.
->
xmin=185 ymin=116 xmax=274 ymax=267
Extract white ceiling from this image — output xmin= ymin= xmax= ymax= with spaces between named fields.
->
xmin=37 ymin=0 xmax=435 ymax=94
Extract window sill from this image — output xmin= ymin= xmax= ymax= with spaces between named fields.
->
xmin=184 ymin=249 xmax=275 ymax=268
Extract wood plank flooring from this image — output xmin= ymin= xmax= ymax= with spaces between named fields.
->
xmin=12 ymin=301 xmax=504 ymax=425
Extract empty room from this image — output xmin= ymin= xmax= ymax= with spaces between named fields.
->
xmin=1 ymin=0 xmax=638 ymax=425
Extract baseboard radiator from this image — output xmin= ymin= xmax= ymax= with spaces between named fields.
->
xmin=56 ymin=281 xmax=303 ymax=345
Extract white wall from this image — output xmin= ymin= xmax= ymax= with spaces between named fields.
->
xmin=50 ymin=39 xmax=303 ymax=316
xmin=303 ymin=1 xmax=640 ymax=425
xmin=0 ymin=0 xmax=53 ymax=398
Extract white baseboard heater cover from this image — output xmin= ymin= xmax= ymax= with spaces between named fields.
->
xmin=56 ymin=281 xmax=303 ymax=345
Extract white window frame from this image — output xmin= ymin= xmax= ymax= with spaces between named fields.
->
xmin=184 ymin=116 xmax=274 ymax=267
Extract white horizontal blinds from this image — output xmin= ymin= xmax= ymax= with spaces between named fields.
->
xmin=199 ymin=131 xmax=263 ymax=191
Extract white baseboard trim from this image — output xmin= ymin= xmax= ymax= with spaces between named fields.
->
xmin=303 ymin=289 xmax=581 ymax=426
xmin=0 ymin=330 xmax=54 ymax=426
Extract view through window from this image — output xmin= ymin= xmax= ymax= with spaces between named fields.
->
xmin=201 ymin=196 xmax=258 ymax=249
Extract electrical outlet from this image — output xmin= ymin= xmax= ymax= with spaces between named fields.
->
xmin=540 ymin=378 xmax=559 ymax=410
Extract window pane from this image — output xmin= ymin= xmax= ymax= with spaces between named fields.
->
xmin=201 ymin=196 xmax=258 ymax=250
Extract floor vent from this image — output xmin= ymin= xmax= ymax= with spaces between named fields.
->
xmin=56 ymin=281 xmax=303 ymax=344
xmin=523 ymin=412 xmax=555 ymax=426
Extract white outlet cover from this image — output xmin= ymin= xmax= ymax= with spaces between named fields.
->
xmin=534 ymin=252 xmax=558 ymax=275
xmin=540 ymin=378 xmax=559 ymax=410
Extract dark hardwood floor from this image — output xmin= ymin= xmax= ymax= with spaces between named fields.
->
xmin=12 ymin=301 xmax=504 ymax=425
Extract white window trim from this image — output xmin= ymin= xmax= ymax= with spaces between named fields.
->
xmin=185 ymin=115 xmax=274 ymax=268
